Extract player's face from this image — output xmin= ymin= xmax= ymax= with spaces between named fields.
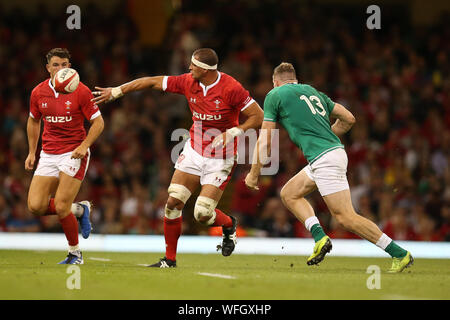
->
xmin=46 ymin=56 xmax=71 ymax=80
xmin=189 ymin=60 xmax=206 ymax=80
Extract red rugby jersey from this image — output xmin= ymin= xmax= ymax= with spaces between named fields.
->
xmin=163 ymin=72 xmax=254 ymax=158
xmin=29 ymin=79 xmax=101 ymax=154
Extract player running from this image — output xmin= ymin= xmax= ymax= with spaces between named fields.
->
xmin=92 ymin=48 xmax=263 ymax=267
xmin=26 ymin=48 xmax=104 ymax=264
xmin=245 ymin=62 xmax=413 ymax=273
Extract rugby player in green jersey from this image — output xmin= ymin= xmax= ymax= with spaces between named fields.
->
xmin=245 ymin=62 xmax=413 ymax=273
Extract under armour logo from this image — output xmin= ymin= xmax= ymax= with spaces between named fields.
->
xmin=65 ymin=101 xmax=72 ymax=108
xmin=214 ymin=99 xmax=221 ymax=108
xmin=190 ymin=97 xmax=196 ymax=103
xmin=42 ymin=102 xmax=48 ymax=108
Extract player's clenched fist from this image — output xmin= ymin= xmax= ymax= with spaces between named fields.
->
xmin=71 ymin=144 xmax=88 ymax=159
xmin=244 ymin=172 xmax=259 ymax=190
xmin=25 ymin=153 xmax=36 ymax=171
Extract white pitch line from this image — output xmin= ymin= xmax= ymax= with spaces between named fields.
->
xmin=137 ymin=264 xmax=149 ymax=267
xmin=89 ymin=257 xmax=111 ymax=262
xmin=197 ymin=272 xmax=236 ymax=279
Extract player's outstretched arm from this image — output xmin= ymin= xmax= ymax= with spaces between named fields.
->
xmin=91 ymin=76 xmax=165 ymax=105
xmin=330 ymin=103 xmax=356 ymax=136
xmin=25 ymin=116 xmax=41 ymax=171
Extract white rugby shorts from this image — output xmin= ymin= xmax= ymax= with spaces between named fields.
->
xmin=34 ymin=149 xmax=91 ymax=181
xmin=303 ymin=147 xmax=349 ymax=196
xmin=174 ymin=139 xmax=236 ymax=190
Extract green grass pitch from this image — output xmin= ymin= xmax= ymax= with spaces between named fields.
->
xmin=0 ymin=250 xmax=448 ymax=300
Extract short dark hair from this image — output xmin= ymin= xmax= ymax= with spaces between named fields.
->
xmin=192 ymin=48 xmax=219 ymax=67
xmin=46 ymin=48 xmax=71 ymax=63
xmin=273 ymin=62 xmax=297 ymax=80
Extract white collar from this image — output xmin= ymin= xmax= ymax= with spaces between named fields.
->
xmin=48 ymin=79 xmax=59 ymax=98
xmin=199 ymin=71 xmax=221 ymax=96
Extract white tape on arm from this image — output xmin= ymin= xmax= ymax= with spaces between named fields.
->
xmin=111 ymin=86 xmax=124 ymax=100
xmin=227 ymin=127 xmax=244 ymax=137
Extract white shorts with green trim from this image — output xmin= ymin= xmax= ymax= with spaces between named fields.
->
xmin=303 ymin=147 xmax=349 ymax=196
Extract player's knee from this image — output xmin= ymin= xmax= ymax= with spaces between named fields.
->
xmin=54 ymin=199 xmax=71 ymax=215
xmin=333 ymin=212 xmax=355 ymax=230
xmin=280 ymin=185 xmax=292 ymax=203
xmin=165 ymin=205 xmax=182 ymax=220
xmin=167 ymin=183 xmax=192 ymax=209
xmin=27 ymin=200 xmax=46 ymax=216
xmin=194 ymin=196 xmax=217 ymax=226
xmin=280 ymin=184 xmax=297 ymax=205
xmin=166 ymin=197 xmax=184 ymax=210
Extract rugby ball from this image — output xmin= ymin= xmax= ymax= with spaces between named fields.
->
xmin=52 ymin=68 xmax=80 ymax=93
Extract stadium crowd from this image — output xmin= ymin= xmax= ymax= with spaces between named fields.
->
xmin=0 ymin=1 xmax=449 ymax=241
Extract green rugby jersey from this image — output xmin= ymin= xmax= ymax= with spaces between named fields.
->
xmin=263 ymin=83 xmax=344 ymax=164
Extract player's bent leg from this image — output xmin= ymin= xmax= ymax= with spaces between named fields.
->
xmin=280 ymin=169 xmax=331 ymax=265
xmin=198 ymin=185 xmax=237 ymax=256
xmin=280 ymin=169 xmax=317 ymax=223
xmin=323 ymin=189 xmax=382 ymax=243
xmin=54 ymin=172 xmax=82 ymax=219
xmin=323 ymin=189 xmax=412 ymax=271
xmin=27 ymin=175 xmax=59 ymax=216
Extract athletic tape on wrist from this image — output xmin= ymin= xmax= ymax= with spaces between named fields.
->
xmin=227 ymin=127 xmax=244 ymax=137
xmin=111 ymin=86 xmax=123 ymax=99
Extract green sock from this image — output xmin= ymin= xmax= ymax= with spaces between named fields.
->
xmin=385 ymin=241 xmax=407 ymax=258
xmin=310 ymin=224 xmax=327 ymax=243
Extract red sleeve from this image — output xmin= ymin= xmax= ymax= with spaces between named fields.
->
xmin=29 ymin=88 xmax=41 ymax=120
xmin=79 ymin=83 xmax=101 ymax=120
xmin=165 ymin=73 xmax=190 ymax=95
xmin=226 ymin=80 xmax=254 ymax=111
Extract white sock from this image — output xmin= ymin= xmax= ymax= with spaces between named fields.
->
xmin=71 ymin=203 xmax=84 ymax=218
xmin=304 ymin=216 xmax=320 ymax=232
xmin=69 ymin=245 xmax=81 ymax=256
xmin=375 ymin=233 xmax=392 ymax=250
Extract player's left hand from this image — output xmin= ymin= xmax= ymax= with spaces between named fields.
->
xmin=244 ymin=172 xmax=260 ymax=190
xmin=211 ymin=132 xmax=233 ymax=149
xmin=71 ymin=144 xmax=88 ymax=159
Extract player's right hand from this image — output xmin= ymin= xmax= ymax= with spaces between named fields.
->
xmin=244 ymin=172 xmax=260 ymax=191
xmin=25 ymin=153 xmax=35 ymax=171
xmin=91 ymin=86 xmax=113 ymax=104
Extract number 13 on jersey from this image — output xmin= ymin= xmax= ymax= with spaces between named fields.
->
xmin=300 ymin=95 xmax=326 ymax=116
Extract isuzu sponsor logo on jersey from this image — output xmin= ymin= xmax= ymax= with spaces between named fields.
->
xmin=193 ymin=111 xmax=222 ymax=121
xmin=45 ymin=115 xmax=73 ymax=123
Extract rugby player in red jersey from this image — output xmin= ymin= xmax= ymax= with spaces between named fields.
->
xmin=93 ymin=48 xmax=263 ymax=267
xmin=26 ymin=48 xmax=104 ymax=264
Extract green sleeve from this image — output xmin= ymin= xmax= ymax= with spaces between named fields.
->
xmin=318 ymin=91 xmax=335 ymax=114
xmin=263 ymin=90 xmax=280 ymax=122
